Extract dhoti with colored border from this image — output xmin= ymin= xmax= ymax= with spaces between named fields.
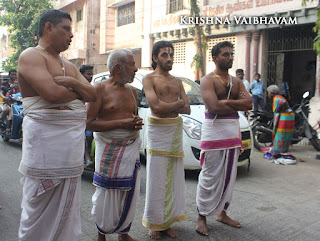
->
xmin=197 ymin=113 xmax=242 ymax=216
xmin=18 ymin=109 xmax=87 ymax=241
xmin=92 ymin=131 xmax=141 ymax=234
xmin=142 ymin=116 xmax=187 ymax=231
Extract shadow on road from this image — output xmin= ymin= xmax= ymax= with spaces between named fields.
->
xmin=82 ymin=169 xmax=94 ymax=182
xmin=0 ymin=139 xmax=22 ymax=148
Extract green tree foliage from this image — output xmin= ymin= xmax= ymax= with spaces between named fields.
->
xmin=0 ymin=0 xmax=52 ymax=71
xmin=190 ymin=0 xmax=208 ymax=79
xmin=302 ymin=0 xmax=320 ymax=55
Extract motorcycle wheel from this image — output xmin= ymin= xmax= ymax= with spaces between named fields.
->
xmin=2 ymin=135 xmax=10 ymax=142
xmin=252 ymin=123 xmax=273 ymax=151
xmin=309 ymin=125 xmax=320 ymax=151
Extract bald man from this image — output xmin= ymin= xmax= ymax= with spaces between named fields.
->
xmin=86 ymin=49 xmax=143 ymax=241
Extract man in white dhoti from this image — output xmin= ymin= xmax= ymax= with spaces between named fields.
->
xmin=86 ymin=49 xmax=143 ymax=241
xmin=17 ymin=9 xmax=96 ymax=241
xmin=142 ymin=41 xmax=190 ymax=239
xmin=196 ymin=41 xmax=252 ymax=236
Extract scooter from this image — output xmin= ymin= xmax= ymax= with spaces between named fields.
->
xmin=250 ymin=91 xmax=320 ymax=151
xmin=0 ymin=93 xmax=24 ymax=142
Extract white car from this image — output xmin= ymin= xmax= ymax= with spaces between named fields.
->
xmin=92 ymin=70 xmax=253 ymax=170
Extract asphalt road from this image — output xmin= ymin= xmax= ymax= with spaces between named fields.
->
xmin=0 ymin=138 xmax=320 ymax=241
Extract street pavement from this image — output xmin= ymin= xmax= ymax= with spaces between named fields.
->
xmin=0 ymin=138 xmax=320 ymax=241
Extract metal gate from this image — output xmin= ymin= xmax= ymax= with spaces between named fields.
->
xmin=267 ymin=25 xmax=315 ymax=87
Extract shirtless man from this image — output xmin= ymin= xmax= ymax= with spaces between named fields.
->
xmin=142 ymin=40 xmax=190 ymax=239
xmin=17 ymin=9 xmax=96 ymax=241
xmin=195 ymin=41 xmax=252 ymax=236
xmin=86 ymin=49 xmax=143 ymax=241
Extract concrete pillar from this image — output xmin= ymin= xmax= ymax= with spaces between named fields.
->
xmin=245 ymin=30 xmax=252 ymax=81
xmin=252 ymin=30 xmax=260 ymax=77
xmin=141 ymin=0 xmax=153 ymax=68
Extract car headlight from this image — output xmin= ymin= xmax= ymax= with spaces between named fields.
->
xmin=182 ymin=116 xmax=202 ymax=140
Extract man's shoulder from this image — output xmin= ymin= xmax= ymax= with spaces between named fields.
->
xmin=231 ymin=75 xmax=240 ymax=82
xmin=20 ymin=47 xmax=38 ymax=56
xmin=201 ymin=72 xmax=214 ymax=82
xmin=19 ymin=47 xmax=42 ymax=62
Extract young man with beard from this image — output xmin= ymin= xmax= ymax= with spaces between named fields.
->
xmin=142 ymin=41 xmax=190 ymax=239
xmin=17 ymin=9 xmax=96 ymax=241
xmin=195 ymin=41 xmax=252 ymax=236
xmin=86 ymin=49 xmax=143 ymax=241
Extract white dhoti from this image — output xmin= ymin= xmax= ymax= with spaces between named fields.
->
xmin=142 ymin=116 xmax=187 ymax=231
xmin=91 ymin=130 xmax=141 ymax=234
xmin=18 ymin=98 xmax=86 ymax=241
xmin=197 ymin=113 xmax=242 ymax=216
xmin=19 ymin=176 xmax=81 ymax=241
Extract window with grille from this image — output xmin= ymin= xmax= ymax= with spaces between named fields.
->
xmin=117 ymin=2 xmax=135 ymax=27
xmin=207 ymin=35 xmax=236 ymax=62
xmin=168 ymin=0 xmax=184 ymax=14
xmin=76 ymin=9 xmax=82 ymax=22
xmin=172 ymin=42 xmax=186 ymax=64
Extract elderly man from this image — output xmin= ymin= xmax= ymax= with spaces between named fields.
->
xmin=142 ymin=40 xmax=190 ymax=239
xmin=86 ymin=49 xmax=143 ymax=241
xmin=17 ymin=9 xmax=96 ymax=241
xmin=196 ymin=41 xmax=252 ymax=236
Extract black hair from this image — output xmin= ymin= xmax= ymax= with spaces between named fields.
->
xmin=8 ymin=69 xmax=17 ymax=75
xmin=151 ymin=40 xmax=174 ymax=70
xmin=211 ymin=41 xmax=233 ymax=58
xmin=236 ymin=69 xmax=244 ymax=74
xmin=255 ymin=73 xmax=261 ymax=77
xmin=38 ymin=9 xmax=72 ymax=37
xmin=79 ymin=65 xmax=94 ymax=74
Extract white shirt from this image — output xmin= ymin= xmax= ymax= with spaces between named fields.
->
xmin=242 ymin=79 xmax=250 ymax=93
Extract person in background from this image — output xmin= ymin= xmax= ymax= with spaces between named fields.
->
xmin=250 ymin=73 xmax=265 ymax=111
xmin=0 ymin=80 xmax=20 ymax=131
xmin=1 ymin=69 xmax=17 ymax=98
xmin=80 ymin=65 xmax=94 ymax=83
xmin=267 ymin=85 xmax=295 ymax=157
xmin=281 ymin=80 xmax=291 ymax=104
xmin=80 ymin=64 xmax=95 ymax=168
xmin=236 ymin=69 xmax=250 ymax=93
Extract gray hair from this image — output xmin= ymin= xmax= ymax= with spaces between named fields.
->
xmin=107 ymin=49 xmax=132 ymax=74
xmin=267 ymin=85 xmax=280 ymax=95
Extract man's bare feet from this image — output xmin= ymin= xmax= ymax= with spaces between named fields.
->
xmin=97 ymin=232 xmax=106 ymax=241
xmin=163 ymin=227 xmax=178 ymax=238
xmin=118 ymin=233 xmax=139 ymax=241
xmin=149 ymin=230 xmax=161 ymax=240
xmin=195 ymin=214 xmax=209 ymax=236
xmin=216 ymin=211 xmax=241 ymax=228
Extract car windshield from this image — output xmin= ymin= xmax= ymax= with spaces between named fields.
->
xmin=180 ymin=78 xmax=204 ymax=105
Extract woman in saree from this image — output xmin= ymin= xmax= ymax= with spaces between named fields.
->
xmin=267 ymin=85 xmax=295 ymax=157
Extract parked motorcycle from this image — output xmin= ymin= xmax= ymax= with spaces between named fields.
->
xmin=0 ymin=93 xmax=24 ymax=142
xmin=250 ymin=91 xmax=320 ymax=151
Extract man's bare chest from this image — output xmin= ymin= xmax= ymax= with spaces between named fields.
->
xmin=215 ymin=82 xmax=239 ymax=100
xmin=102 ymin=89 xmax=136 ymax=113
xmin=154 ymin=81 xmax=180 ymax=98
